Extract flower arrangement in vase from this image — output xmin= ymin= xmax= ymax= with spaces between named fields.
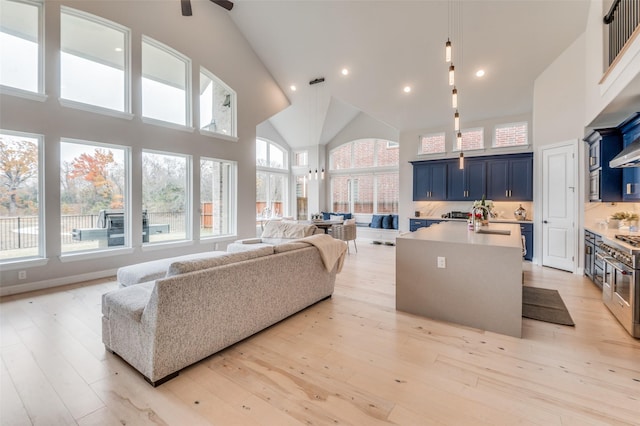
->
xmin=472 ymin=195 xmax=493 ymax=226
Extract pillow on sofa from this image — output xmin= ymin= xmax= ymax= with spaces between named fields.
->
xmin=382 ymin=215 xmax=393 ymax=229
xmin=370 ymin=214 xmax=384 ymax=228
xmin=166 ymin=246 xmax=273 ymax=276
xmin=330 ymin=214 xmax=344 ymax=222
xmin=392 ymin=214 xmax=399 ymax=230
xmin=338 ymin=212 xmax=352 ymax=220
xmin=322 ymin=211 xmax=332 ymax=220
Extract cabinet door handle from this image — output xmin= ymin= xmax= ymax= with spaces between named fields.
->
xmin=505 ymin=190 xmax=509 ymax=197
xmin=627 ymin=183 xmax=635 ymax=195
xmin=589 ymin=156 xmax=596 ymax=166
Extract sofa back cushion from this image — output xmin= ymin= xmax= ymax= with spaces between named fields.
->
xmin=261 ymin=221 xmax=317 ymax=238
xmin=166 ymin=246 xmax=273 ymax=277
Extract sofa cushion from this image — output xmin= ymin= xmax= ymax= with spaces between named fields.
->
xmin=330 ymin=214 xmax=345 ymax=223
xmin=273 ymin=242 xmax=309 ymax=253
xmin=382 ymin=215 xmax=394 ymax=229
xmin=370 ymin=214 xmax=384 ymax=228
xmin=227 ymin=242 xmax=274 ymax=253
xmin=261 ymin=221 xmax=317 ymax=238
xmin=392 ymin=214 xmax=399 ymax=230
xmin=117 ymin=251 xmax=227 ymax=287
xmin=166 ymin=246 xmax=274 ymax=276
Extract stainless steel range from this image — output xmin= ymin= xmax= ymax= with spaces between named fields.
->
xmin=596 ymin=235 xmax=640 ymax=338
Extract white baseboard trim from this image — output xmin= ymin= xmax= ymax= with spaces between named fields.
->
xmin=1 ymin=268 xmax=117 ymax=297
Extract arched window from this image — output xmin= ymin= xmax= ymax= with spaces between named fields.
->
xmin=329 ymin=139 xmax=399 ymax=214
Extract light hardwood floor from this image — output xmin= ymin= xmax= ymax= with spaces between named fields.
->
xmin=1 ymin=243 xmax=639 ymax=425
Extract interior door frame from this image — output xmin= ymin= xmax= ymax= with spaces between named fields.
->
xmin=534 ymin=139 xmax=582 ymax=273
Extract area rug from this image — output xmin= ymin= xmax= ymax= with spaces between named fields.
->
xmin=522 ymin=286 xmax=575 ymax=326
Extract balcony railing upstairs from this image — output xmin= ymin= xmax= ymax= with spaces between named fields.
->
xmin=604 ymin=0 xmax=640 ymax=66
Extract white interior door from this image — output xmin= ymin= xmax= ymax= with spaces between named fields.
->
xmin=542 ymin=142 xmax=576 ymax=271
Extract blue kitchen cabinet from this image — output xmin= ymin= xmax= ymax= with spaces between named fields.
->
xmin=412 ymin=161 xmax=448 ymax=201
xmin=447 ymin=158 xmax=486 ymax=201
xmin=486 ymin=153 xmax=533 ymax=201
xmin=520 ymin=223 xmax=533 ymax=261
xmin=409 ymin=219 xmax=428 ymax=231
xmin=619 ymin=113 xmax=640 ymax=201
xmin=584 ymin=127 xmax=623 ymax=202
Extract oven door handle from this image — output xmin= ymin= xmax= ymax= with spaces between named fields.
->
xmin=596 ymin=252 xmax=613 ymax=262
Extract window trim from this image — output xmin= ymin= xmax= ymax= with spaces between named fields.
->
xmin=256 ymin=138 xmax=288 ymax=171
xmin=199 ymin=66 xmax=237 ymax=138
xmin=59 ymin=137 xmax=132 ymax=255
xmin=141 ymin=35 xmax=192 ymax=128
xmin=60 ymin=6 xmax=132 ymax=114
xmin=0 ymin=128 xmax=46 ymax=264
xmin=493 ymin=121 xmax=529 ymax=148
xmin=453 ymin=127 xmax=485 ymax=152
xmin=293 ymin=150 xmax=309 ymax=168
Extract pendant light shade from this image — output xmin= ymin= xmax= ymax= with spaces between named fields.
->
xmin=452 ymin=87 xmax=458 ymax=108
xmin=459 ymin=152 xmax=464 ymax=169
xmin=315 ymin=169 xmax=318 ymax=180
xmin=445 ymin=39 xmax=452 ymax=62
xmin=321 ymin=168 xmax=325 ymax=180
xmin=448 ymin=64 xmax=455 ymax=86
xmin=454 ymin=110 xmax=460 ymax=132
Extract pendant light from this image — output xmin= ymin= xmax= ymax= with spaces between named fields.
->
xmin=448 ymin=63 xmax=455 ymax=86
xmin=454 ymin=110 xmax=460 ymax=131
xmin=457 ymin=132 xmax=464 ymax=169
xmin=445 ymin=38 xmax=451 ymax=62
xmin=452 ymin=87 xmax=458 ymax=108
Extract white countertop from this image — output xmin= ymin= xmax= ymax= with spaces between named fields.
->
xmin=399 ymin=221 xmax=522 ymax=249
xmin=585 ymin=223 xmax=640 ymax=239
xmin=411 ymin=216 xmax=533 ymax=225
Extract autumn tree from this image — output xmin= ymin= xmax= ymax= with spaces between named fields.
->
xmin=67 ymin=149 xmax=118 ymax=211
xmin=0 ymin=137 xmax=38 ymax=215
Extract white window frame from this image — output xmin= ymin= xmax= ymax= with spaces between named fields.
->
xmin=293 ymin=150 xmax=308 ymax=168
xmin=141 ymin=149 xmax=193 ymax=249
xmin=418 ymin=132 xmax=446 ymax=155
xmin=453 ymin=127 xmax=484 ymax=152
xmin=141 ymin=36 xmax=192 ymax=130
xmin=199 ymin=67 xmax=237 ymax=141
xmin=493 ymin=121 xmax=529 ymax=148
xmin=0 ymin=129 xmax=47 ymax=268
xmin=0 ymin=0 xmax=46 ymax=102
xmin=59 ymin=6 xmax=132 ymax=118
xmin=199 ymin=157 xmax=237 ymax=240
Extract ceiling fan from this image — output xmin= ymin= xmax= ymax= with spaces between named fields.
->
xmin=181 ymin=0 xmax=233 ymax=16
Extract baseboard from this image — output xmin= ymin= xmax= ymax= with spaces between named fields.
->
xmin=0 ymin=268 xmax=117 ymax=296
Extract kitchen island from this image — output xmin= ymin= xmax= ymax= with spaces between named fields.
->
xmin=396 ymin=221 xmax=523 ymax=337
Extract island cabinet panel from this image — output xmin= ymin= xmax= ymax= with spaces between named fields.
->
xmin=486 ymin=153 xmax=533 ymax=201
xmin=583 ymin=127 xmax=623 ymax=202
xmin=447 ymin=159 xmax=486 ymax=201
xmin=620 ymin=113 xmax=640 ymax=201
xmin=412 ymin=161 xmax=447 ymax=201
xmin=409 ymin=219 xmax=428 ymax=231
xmin=520 ymin=223 xmax=533 ymax=261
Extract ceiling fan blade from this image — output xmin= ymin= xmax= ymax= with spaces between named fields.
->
xmin=211 ymin=0 xmax=234 ymax=11
xmin=181 ymin=0 xmax=192 ymax=16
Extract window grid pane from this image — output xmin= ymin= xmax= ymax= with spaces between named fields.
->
xmin=142 ymin=151 xmax=188 ymax=243
xmin=60 ymin=8 xmax=127 ymax=111
xmin=352 ymin=175 xmax=374 ymax=214
xmin=60 ymin=140 xmax=127 ymax=253
xmin=419 ymin=133 xmax=446 ymax=154
xmin=331 ymin=175 xmax=350 ymax=212
xmin=0 ymin=132 xmax=41 ymax=260
xmin=494 ymin=122 xmax=528 ymax=147
xmin=376 ymin=140 xmax=399 ymax=166
xmin=376 ymin=172 xmax=399 ymax=213
xmin=353 ymin=140 xmax=375 ymax=169
xmin=199 ymin=68 xmax=235 ymax=136
xmin=0 ymin=0 xmax=40 ymax=92
xmin=330 ymin=144 xmax=351 ymax=170
xmin=200 ymin=158 xmax=233 ymax=238
xmin=456 ymin=128 xmax=484 ymax=151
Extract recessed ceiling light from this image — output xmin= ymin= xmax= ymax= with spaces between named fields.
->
xmin=475 ymin=69 xmax=485 ymax=77
xmin=290 ymin=85 xmax=297 ymax=91
xmin=403 ymin=86 xmax=411 ymax=93
xmin=341 ymin=68 xmax=349 ymax=76
xmin=114 ymin=47 xmax=123 ymax=52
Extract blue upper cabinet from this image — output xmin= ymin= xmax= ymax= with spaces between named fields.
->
xmin=412 ymin=161 xmax=447 ymax=201
xmin=486 ymin=153 xmax=533 ymax=201
xmin=584 ymin=127 xmax=623 ymax=202
xmin=447 ymin=158 xmax=486 ymax=200
xmin=618 ymin=113 xmax=640 ymax=201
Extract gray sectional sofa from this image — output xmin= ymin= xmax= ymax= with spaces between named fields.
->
xmin=102 ymin=238 xmax=343 ymax=386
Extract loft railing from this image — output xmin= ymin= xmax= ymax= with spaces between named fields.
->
xmin=604 ymin=0 xmax=640 ymax=66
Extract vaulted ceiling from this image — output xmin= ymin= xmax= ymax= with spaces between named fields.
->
xmin=228 ymin=0 xmax=591 ymax=148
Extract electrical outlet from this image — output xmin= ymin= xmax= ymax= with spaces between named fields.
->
xmin=18 ymin=270 xmax=27 ymax=280
xmin=437 ymin=257 xmax=446 ymax=268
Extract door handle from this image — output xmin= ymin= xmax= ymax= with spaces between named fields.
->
xmin=543 ymin=220 xmax=548 ymax=224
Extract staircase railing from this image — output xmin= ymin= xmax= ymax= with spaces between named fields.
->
xmin=604 ymin=0 xmax=640 ymax=66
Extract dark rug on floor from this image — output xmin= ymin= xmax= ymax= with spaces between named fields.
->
xmin=522 ymin=287 xmax=575 ymax=326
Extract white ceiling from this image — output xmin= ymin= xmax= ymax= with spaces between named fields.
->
xmin=228 ymin=0 xmax=592 ymax=148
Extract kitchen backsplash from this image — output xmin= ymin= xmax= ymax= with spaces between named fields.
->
xmin=585 ymin=202 xmax=640 ymax=227
xmin=414 ymin=201 xmax=534 ymax=221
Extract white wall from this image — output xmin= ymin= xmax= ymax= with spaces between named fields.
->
xmin=0 ymin=1 xmax=288 ymax=293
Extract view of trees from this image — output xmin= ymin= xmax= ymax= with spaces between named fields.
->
xmin=0 ymin=135 xmax=39 ymax=216
xmin=142 ymin=151 xmax=187 ymax=214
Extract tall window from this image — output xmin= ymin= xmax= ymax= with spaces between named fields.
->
xmin=0 ymin=131 xmax=42 ymax=262
xmin=60 ymin=139 xmax=128 ymax=254
xmin=329 ymin=139 xmax=399 ymax=214
xmin=142 ymin=37 xmax=190 ymax=126
xmin=0 ymin=0 xmax=42 ymax=94
xmin=494 ymin=122 xmax=528 ymax=147
xmin=60 ymin=7 xmax=129 ymax=112
xmin=200 ymin=157 xmax=235 ymax=238
xmin=199 ymin=68 xmax=236 ymax=137
xmin=256 ymin=139 xmax=288 ymax=218
xmin=295 ymin=175 xmax=308 ymax=220
xmin=455 ymin=128 xmax=484 ymax=152
xmin=142 ymin=151 xmax=190 ymax=244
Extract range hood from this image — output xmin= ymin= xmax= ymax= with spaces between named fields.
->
xmin=610 ymin=137 xmax=640 ymax=168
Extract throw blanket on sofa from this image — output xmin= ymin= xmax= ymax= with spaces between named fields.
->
xmin=296 ymin=234 xmax=347 ymax=272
